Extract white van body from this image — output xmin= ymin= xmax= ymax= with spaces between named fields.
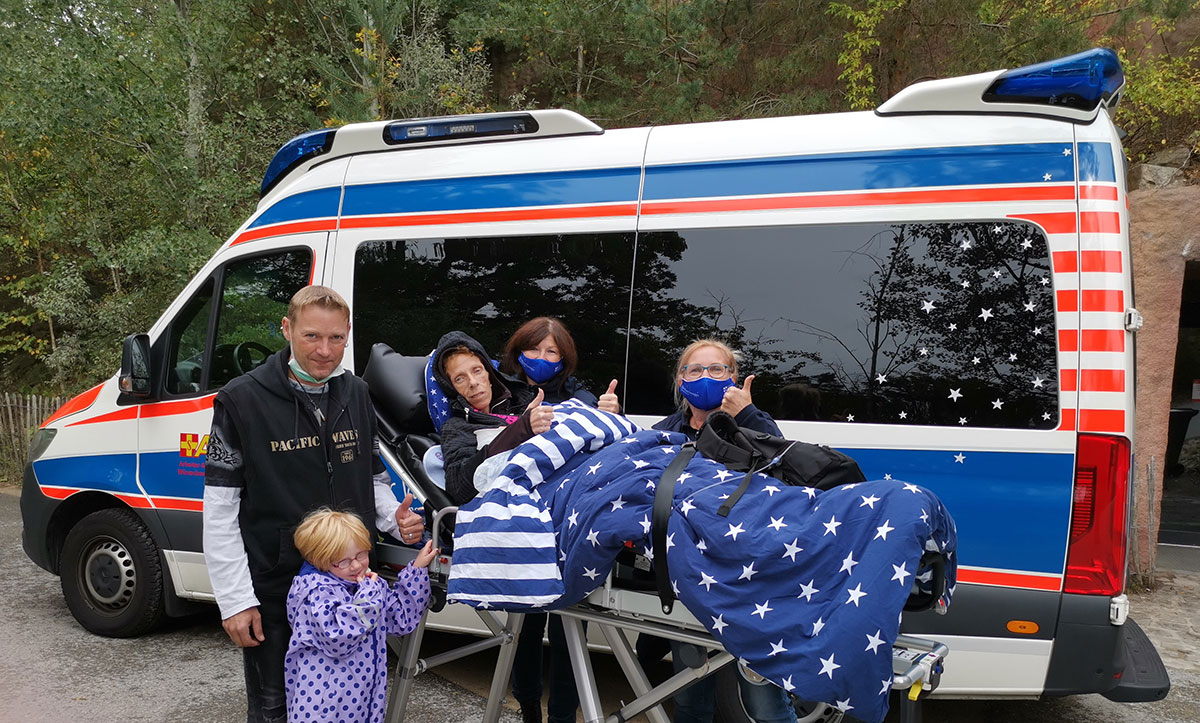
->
xmin=22 ymin=50 xmax=1167 ymax=707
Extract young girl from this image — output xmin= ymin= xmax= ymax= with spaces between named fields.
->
xmin=285 ymin=508 xmax=435 ymax=723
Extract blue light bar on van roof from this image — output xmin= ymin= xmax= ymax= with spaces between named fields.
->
xmin=383 ymin=113 xmax=539 ymax=145
xmin=983 ymin=48 xmax=1123 ymax=112
xmin=260 ymin=128 xmax=337 ymax=198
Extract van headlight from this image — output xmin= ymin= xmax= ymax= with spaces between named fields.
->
xmin=27 ymin=428 xmax=57 ymax=462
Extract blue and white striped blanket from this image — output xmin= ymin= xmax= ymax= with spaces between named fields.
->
xmin=447 ymin=401 xmax=957 ymax=722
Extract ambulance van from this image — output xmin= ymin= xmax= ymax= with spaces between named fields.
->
xmin=21 ymin=48 xmax=1170 ymax=709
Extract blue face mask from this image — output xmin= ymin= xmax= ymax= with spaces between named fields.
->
xmin=679 ymin=376 xmax=735 ymax=411
xmin=519 ymin=354 xmax=563 ymax=384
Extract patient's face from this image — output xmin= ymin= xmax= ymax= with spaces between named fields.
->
xmin=446 ymin=352 xmax=493 ymax=410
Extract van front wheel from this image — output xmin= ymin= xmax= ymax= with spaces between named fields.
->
xmin=60 ymin=508 xmax=166 ymax=637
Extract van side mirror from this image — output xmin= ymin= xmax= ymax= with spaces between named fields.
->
xmin=119 ymin=333 xmax=153 ymax=397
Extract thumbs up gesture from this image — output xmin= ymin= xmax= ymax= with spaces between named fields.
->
xmin=526 ymin=388 xmax=554 ymax=434
xmin=720 ymin=374 xmax=755 ymax=419
xmin=394 ymin=493 xmax=425 ymax=545
xmin=598 ymin=379 xmax=621 ymax=414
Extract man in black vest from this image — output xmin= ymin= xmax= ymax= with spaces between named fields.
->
xmin=202 ymin=285 xmax=425 ymax=723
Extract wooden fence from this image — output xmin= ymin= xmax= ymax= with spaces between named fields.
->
xmin=1 ymin=393 xmax=65 ymax=476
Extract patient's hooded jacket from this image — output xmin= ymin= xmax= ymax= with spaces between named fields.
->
xmin=432 ymin=331 xmax=539 ymax=505
xmin=284 ymin=561 xmax=430 ymax=723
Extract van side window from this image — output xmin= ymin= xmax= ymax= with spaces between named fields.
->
xmin=165 ymin=279 xmax=214 ymax=395
xmin=627 ymin=223 xmax=1059 ymax=429
xmin=353 ymin=235 xmax=635 ymax=394
xmin=163 ymin=249 xmax=311 ymax=395
xmin=208 ymin=250 xmax=313 ymax=389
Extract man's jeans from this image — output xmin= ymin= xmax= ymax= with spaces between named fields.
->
xmin=670 ymin=641 xmax=797 ymax=723
xmin=242 ymin=600 xmax=290 ymax=723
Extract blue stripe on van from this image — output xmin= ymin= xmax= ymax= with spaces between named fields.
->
xmin=642 ymin=143 xmax=1078 ymax=200
xmin=248 ymin=186 xmax=343 ymax=229
xmin=850 ymin=447 xmax=1075 ymax=575
xmin=32 ymin=453 xmax=140 ymax=495
xmin=138 ymin=451 xmax=206 ymax=499
xmin=340 ymin=167 xmax=642 ymax=218
xmin=1076 ymin=142 xmax=1117 ymax=183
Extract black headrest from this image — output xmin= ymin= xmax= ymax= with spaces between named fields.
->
xmin=362 ymin=343 xmax=434 ymax=437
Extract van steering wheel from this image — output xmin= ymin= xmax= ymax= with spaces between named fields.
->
xmin=234 ymin=341 xmax=273 ymax=374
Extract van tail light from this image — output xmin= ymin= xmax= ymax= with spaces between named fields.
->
xmin=1064 ymin=434 xmax=1130 ymax=595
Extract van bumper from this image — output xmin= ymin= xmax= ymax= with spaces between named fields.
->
xmin=1043 ymin=593 xmax=1170 ymax=702
xmin=19 ymin=461 xmax=56 ymax=573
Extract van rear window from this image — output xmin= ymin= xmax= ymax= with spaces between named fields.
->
xmin=626 ymin=222 xmax=1059 ymax=429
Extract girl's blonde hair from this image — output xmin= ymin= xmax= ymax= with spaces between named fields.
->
xmin=293 ymin=508 xmax=371 ymax=571
xmin=671 ymin=339 xmax=741 ymax=410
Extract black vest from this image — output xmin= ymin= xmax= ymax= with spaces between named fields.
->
xmin=216 ymin=349 xmax=379 ymax=599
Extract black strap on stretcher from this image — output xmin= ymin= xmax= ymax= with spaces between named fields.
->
xmin=652 ymin=443 xmax=696 ymax=614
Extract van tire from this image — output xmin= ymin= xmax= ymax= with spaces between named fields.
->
xmin=712 ymin=666 xmax=842 ymax=723
xmin=60 ymin=508 xmax=166 ymax=638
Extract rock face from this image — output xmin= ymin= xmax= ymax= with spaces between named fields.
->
xmin=1128 ymin=163 xmax=1186 ymax=190
xmin=1130 ymin=185 xmax=1200 ymax=571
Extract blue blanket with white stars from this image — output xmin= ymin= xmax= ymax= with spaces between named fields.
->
xmin=446 ymin=401 xmax=957 ymax=723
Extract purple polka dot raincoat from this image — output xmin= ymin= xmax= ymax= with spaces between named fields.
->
xmin=284 ymin=561 xmax=430 ymax=722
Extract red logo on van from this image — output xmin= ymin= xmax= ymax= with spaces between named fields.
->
xmin=180 ymin=433 xmax=209 ymax=457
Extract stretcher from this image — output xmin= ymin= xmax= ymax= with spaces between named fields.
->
xmin=362 ymin=345 xmax=951 ymax=723
xmin=376 ymin=507 xmax=949 ymax=723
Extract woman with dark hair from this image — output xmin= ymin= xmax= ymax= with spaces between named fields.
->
xmin=499 ymin=316 xmax=620 ymax=414
xmin=499 ymin=317 xmax=618 ymax=723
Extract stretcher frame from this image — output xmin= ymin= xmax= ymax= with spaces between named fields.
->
xmin=378 ymin=506 xmax=949 ymax=723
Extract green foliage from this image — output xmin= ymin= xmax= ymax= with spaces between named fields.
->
xmin=0 ymin=0 xmax=1197 ymax=395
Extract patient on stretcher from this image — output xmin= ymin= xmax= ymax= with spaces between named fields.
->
xmin=445 ymin=401 xmax=957 ymax=723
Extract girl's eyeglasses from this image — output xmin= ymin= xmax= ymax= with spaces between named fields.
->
xmin=331 ymin=550 xmax=370 ymax=570
xmin=680 ymin=363 xmax=732 ymax=382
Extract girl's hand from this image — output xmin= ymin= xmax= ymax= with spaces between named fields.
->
xmin=357 ymin=569 xmax=378 ymax=583
xmin=414 ymin=540 xmax=437 ymax=569
xmin=720 ymin=374 xmax=755 ymax=419
xmin=597 ymin=379 xmax=620 ymax=414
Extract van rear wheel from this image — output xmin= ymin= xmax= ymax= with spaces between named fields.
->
xmin=60 ymin=508 xmax=166 ymax=637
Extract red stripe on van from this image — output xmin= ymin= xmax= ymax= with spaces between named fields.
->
xmin=1060 ymin=370 xmax=1078 ymax=392
xmin=1059 ymin=330 xmax=1078 ymax=351
xmin=1056 ymin=290 xmax=1078 ymax=312
xmin=1008 ymin=212 xmax=1075 ymax=234
xmin=153 ymin=497 xmax=204 ymax=512
xmin=233 ymin=219 xmax=338 ymax=246
xmin=339 ymin=203 xmax=639 ymax=229
xmin=1081 ymin=289 xmax=1124 ymax=312
xmin=41 ymin=383 xmax=104 ymax=428
xmin=1080 ymin=369 xmax=1125 ymax=393
xmin=1052 ymin=251 xmax=1077 ymax=273
xmin=1079 ymin=409 xmax=1125 ymax=433
xmin=640 ymin=185 xmax=1076 ymax=216
xmin=1081 ymin=329 xmax=1125 ymax=353
xmin=957 ymin=568 xmax=1062 ymax=591
xmin=115 ymin=493 xmax=154 ymax=509
xmin=1081 ymin=211 xmax=1120 ymax=234
xmin=1058 ymin=409 xmax=1077 ymax=431
xmin=66 ymin=407 xmax=139 ymax=427
xmin=1079 ymin=185 xmax=1119 ymax=200
xmin=141 ymin=395 xmax=216 ymax=419
xmin=38 ymin=486 xmax=153 ymax=509
xmin=1080 ymin=250 xmax=1122 ymax=273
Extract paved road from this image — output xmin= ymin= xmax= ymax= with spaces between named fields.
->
xmin=1 ymin=486 xmax=1196 ymax=722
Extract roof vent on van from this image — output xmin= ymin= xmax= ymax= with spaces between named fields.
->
xmin=877 ymin=48 xmax=1125 ymax=122
xmin=260 ymin=128 xmax=337 ymax=198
